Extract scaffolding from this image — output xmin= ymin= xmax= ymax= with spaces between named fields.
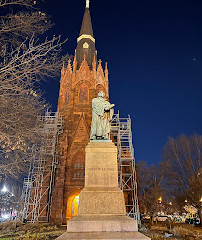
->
xmin=22 ymin=111 xmax=140 ymax=224
xmin=111 ymin=112 xmax=140 ymax=224
xmin=22 ymin=111 xmax=63 ymax=223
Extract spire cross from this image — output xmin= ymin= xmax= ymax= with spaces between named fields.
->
xmin=86 ymin=0 xmax=90 ymax=8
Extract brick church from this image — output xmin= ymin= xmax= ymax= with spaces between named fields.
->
xmin=50 ymin=1 xmax=110 ymax=224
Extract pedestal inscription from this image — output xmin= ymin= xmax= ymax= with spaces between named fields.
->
xmin=84 ymin=141 xmax=118 ymax=188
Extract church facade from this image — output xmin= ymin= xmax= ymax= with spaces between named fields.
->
xmin=50 ymin=3 xmax=109 ymax=224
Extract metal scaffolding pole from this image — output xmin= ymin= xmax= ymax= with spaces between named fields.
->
xmin=22 ymin=111 xmax=63 ymax=223
xmin=111 ymin=112 xmax=140 ymax=225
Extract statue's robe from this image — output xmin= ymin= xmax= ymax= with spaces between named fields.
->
xmin=90 ymin=97 xmax=114 ymax=139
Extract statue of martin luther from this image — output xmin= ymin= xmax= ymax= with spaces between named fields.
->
xmin=90 ymin=91 xmax=115 ymax=140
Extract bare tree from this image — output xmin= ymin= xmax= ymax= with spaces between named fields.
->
xmin=0 ymin=0 xmax=66 ymax=179
xmin=163 ymin=134 xmax=202 ymax=225
xmin=137 ymin=161 xmax=168 ymax=224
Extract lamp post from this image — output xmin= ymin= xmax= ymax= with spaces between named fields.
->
xmin=158 ymin=196 xmax=163 ymax=215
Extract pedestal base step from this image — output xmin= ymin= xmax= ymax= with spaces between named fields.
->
xmin=67 ymin=215 xmax=138 ymax=232
xmin=56 ymin=231 xmax=151 ymax=240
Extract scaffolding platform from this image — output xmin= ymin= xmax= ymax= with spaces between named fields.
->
xmin=22 ymin=111 xmax=63 ymax=223
xmin=111 ymin=112 xmax=140 ymax=224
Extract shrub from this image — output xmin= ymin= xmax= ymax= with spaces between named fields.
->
xmin=15 ymin=233 xmax=48 ymax=240
xmin=150 ymin=234 xmax=167 ymax=240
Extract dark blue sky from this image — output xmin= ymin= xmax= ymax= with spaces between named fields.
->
xmin=41 ymin=0 xmax=202 ymax=165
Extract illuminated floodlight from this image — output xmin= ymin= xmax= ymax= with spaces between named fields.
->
xmin=2 ymin=213 xmax=10 ymax=219
xmin=1 ymin=185 xmax=8 ymax=193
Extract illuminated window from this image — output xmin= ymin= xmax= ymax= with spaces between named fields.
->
xmin=79 ymin=85 xmax=88 ymax=103
xmin=73 ymin=153 xmax=85 ymax=179
xmin=72 ymin=195 xmax=79 ymax=217
xmin=83 ymin=42 xmax=89 ymax=49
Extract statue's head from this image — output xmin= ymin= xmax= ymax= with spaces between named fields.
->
xmin=98 ymin=91 xmax=105 ymax=98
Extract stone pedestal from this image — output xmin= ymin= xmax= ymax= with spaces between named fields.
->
xmin=57 ymin=141 xmax=150 ymax=240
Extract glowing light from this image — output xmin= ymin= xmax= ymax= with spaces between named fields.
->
xmin=2 ymin=213 xmax=10 ymax=219
xmin=200 ymin=197 xmax=202 ymax=203
xmin=72 ymin=195 xmax=80 ymax=217
xmin=2 ymin=185 xmax=8 ymax=193
xmin=86 ymin=0 xmax=90 ymax=8
xmin=158 ymin=196 xmax=162 ymax=203
xmin=185 ymin=199 xmax=188 ymax=203
xmin=169 ymin=202 xmax=172 ymax=205
xmin=74 ymin=195 xmax=80 ymax=203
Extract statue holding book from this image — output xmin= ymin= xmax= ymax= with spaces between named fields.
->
xmin=90 ymin=91 xmax=115 ymax=140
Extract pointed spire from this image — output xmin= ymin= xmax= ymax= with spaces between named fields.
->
xmin=75 ymin=1 xmax=96 ymax=69
xmin=67 ymin=59 xmax=72 ymax=73
xmin=98 ymin=59 xmax=102 ymax=65
xmin=105 ymin=62 xmax=108 ymax=74
xmin=92 ymin=54 xmax=96 ymax=72
xmin=105 ymin=62 xmax=109 ymax=82
xmin=78 ymin=5 xmax=94 ymax=40
xmin=61 ymin=61 xmax=65 ymax=75
xmin=73 ymin=54 xmax=77 ymax=72
xmin=83 ymin=54 xmax=87 ymax=62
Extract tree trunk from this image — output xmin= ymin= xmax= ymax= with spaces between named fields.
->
xmin=150 ymin=212 xmax=156 ymax=225
xmin=151 ymin=215 xmax=154 ymax=225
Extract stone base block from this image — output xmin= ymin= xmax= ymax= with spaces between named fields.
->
xmin=79 ymin=188 xmax=126 ymax=215
xmin=67 ymin=215 xmax=138 ymax=232
xmin=56 ymin=231 xmax=151 ymax=239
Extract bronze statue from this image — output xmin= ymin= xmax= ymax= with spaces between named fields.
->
xmin=90 ymin=91 xmax=115 ymax=140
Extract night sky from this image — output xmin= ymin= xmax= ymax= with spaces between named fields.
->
xmin=40 ymin=0 xmax=202 ymax=165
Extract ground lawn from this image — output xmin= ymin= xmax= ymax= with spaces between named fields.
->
xmin=0 ymin=221 xmax=201 ymax=239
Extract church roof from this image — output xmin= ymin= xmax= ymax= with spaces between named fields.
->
xmin=79 ymin=7 xmax=94 ymax=38
xmin=76 ymin=2 xmax=97 ymax=69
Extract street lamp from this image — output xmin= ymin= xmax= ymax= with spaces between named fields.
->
xmin=158 ymin=196 xmax=162 ymax=204
xmin=1 ymin=185 xmax=8 ymax=193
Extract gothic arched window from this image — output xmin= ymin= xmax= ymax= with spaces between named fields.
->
xmin=79 ymin=84 xmax=88 ymax=103
xmin=73 ymin=152 xmax=85 ymax=179
xmin=65 ymin=88 xmax=71 ymax=103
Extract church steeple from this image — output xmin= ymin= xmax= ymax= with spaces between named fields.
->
xmin=51 ymin=1 xmax=110 ymax=224
xmin=76 ymin=0 xmax=97 ymax=69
